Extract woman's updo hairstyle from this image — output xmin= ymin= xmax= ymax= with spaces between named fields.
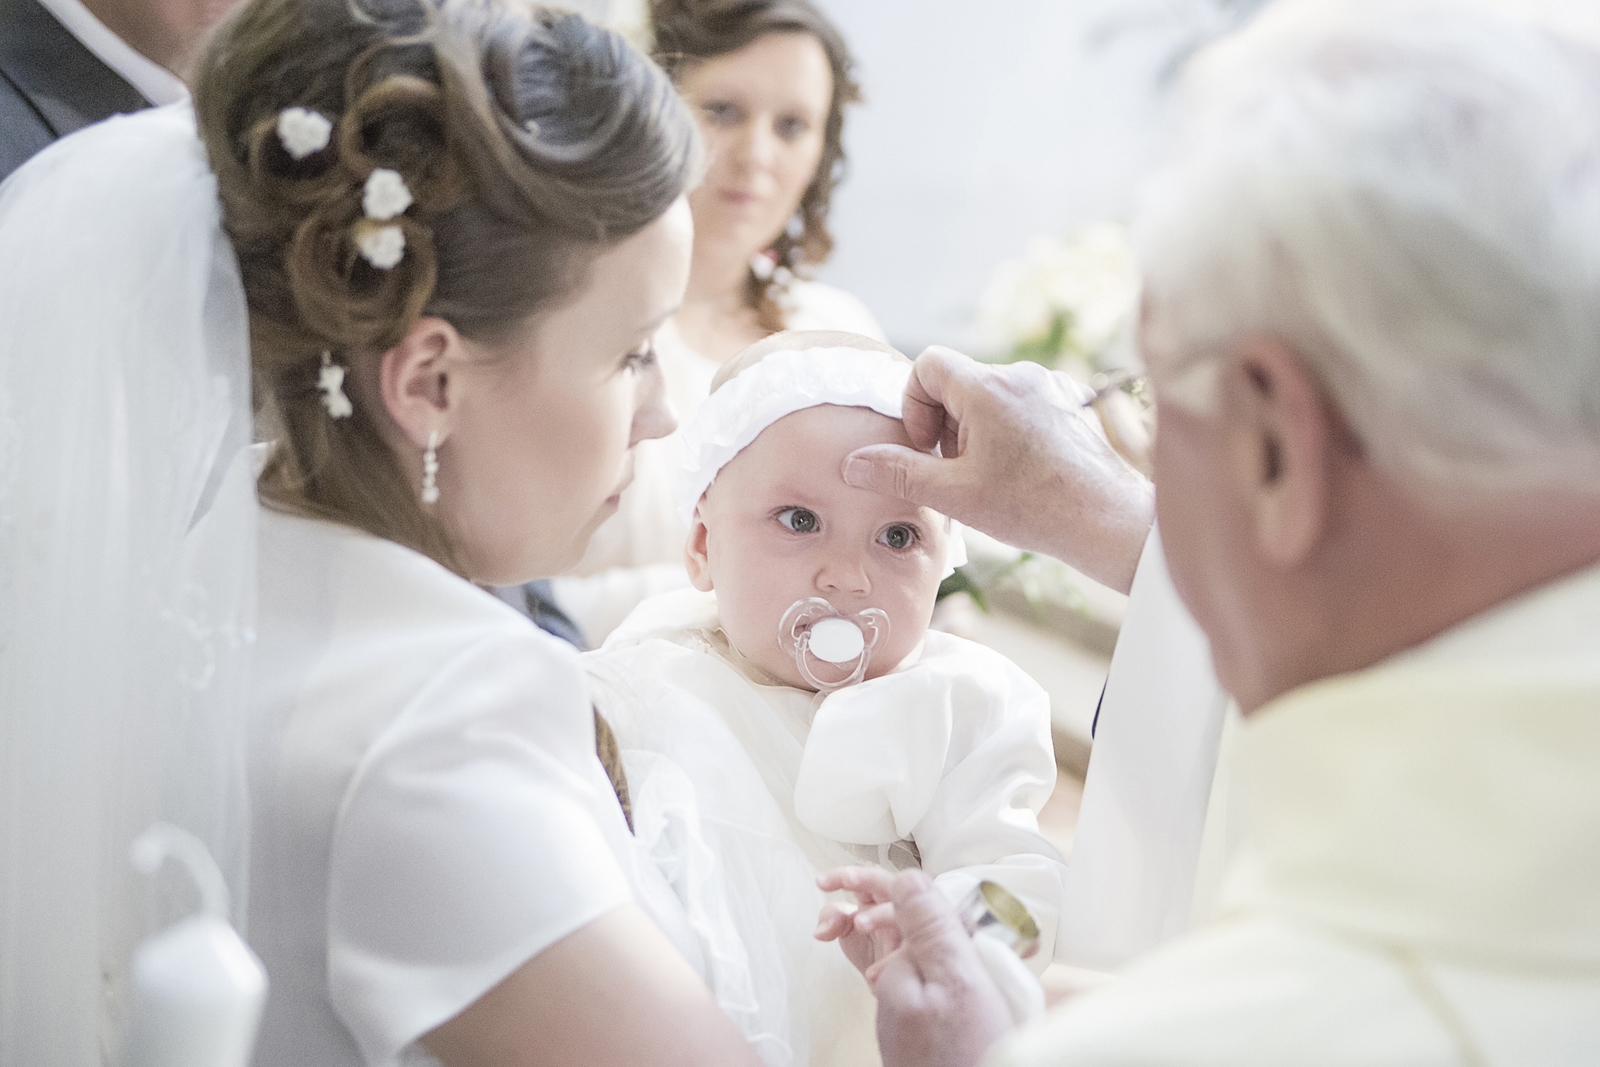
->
xmin=194 ymin=0 xmax=698 ymax=571
xmin=649 ymin=0 xmax=859 ymax=324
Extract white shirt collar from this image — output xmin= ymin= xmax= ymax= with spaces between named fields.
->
xmin=1388 ymin=558 xmax=1600 ymax=669
xmin=35 ymin=0 xmax=189 ymax=107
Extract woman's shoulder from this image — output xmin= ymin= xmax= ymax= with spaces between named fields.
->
xmin=256 ymin=505 xmax=590 ymax=760
xmin=259 ymin=504 xmax=535 ymax=642
xmin=782 ymin=278 xmax=887 ymax=342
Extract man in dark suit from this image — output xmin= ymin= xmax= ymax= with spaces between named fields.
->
xmin=0 ymin=0 xmax=216 ymax=182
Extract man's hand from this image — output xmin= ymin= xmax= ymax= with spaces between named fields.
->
xmin=841 ymin=346 xmax=1155 ymax=594
xmin=825 ymin=868 xmax=1016 ymax=1067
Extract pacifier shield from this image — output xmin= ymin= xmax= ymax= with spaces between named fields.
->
xmin=808 ymin=617 xmax=865 ymax=663
xmin=778 ymin=597 xmax=891 ymax=691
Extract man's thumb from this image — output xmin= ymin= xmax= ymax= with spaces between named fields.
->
xmin=842 ymin=444 xmax=947 ymax=504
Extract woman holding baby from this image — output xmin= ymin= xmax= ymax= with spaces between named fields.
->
xmin=0 ymin=0 xmax=771 ymax=1063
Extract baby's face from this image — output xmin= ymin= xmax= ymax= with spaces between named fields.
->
xmin=689 ymin=404 xmax=950 ymax=690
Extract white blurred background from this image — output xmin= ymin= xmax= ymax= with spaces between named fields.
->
xmin=576 ymin=0 xmax=1269 ymax=354
xmin=796 ymin=0 xmax=1262 ymax=353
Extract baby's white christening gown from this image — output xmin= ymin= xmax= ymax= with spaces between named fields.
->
xmin=585 ymin=589 xmax=1068 ymax=1067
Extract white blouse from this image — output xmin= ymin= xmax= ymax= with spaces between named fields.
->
xmin=246 ymin=508 xmax=641 ymax=1067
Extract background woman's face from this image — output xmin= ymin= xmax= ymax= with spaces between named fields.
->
xmin=678 ymin=31 xmax=833 ymax=264
xmin=439 ymin=198 xmax=694 ymax=585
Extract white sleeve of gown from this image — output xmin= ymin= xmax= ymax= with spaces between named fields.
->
xmin=325 ymin=629 xmax=635 ymax=1066
xmin=794 ymin=639 xmax=1067 ymax=972
xmin=1054 ymin=524 xmax=1230 ymax=970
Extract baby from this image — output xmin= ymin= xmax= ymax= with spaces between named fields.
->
xmin=584 ymin=331 xmax=1065 ymax=1067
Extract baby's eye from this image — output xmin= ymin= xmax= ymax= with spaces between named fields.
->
xmin=877 ymin=523 xmax=919 ymax=551
xmin=776 ymin=507 xmax=820 ymax=534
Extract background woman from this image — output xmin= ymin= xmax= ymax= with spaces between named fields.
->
xmin=553 ymin=0 xmax=887 ymax=643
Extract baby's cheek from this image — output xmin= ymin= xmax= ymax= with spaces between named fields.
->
xmin=885 ymin=593 xmax=934 ymax=652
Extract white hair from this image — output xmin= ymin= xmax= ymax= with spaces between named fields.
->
xmin=1136 ymin=0 xmax=1600 ymax=498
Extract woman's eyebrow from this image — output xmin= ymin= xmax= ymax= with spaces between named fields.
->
xmin=635 ymin=303 xmax=681 ymax=337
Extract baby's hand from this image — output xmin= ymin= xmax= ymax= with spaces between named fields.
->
xmin=815 ymin=866 xmax=905 ymax=978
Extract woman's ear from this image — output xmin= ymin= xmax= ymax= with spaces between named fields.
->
xmin=684 ymin=506 xmax=714 ymax=592
xmin=379 ymin=316 xmax=465 ymax=449
xmin=1221 ymin=339 xmax=1332 ymax=568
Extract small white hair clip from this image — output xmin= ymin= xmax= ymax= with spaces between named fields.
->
xmin=358 ymin=168 xmax=416 ymax=271
xmin=318 ymin=351 xmax=353 ymax=418
xmin=277 ymin=107 xmax=332 ymax=160
xmin=356 ymin=168 xmax=413 ymax=270
xmin=356 ymin=225 xmax=406 ymax=270
xmin=362 ymin=168 xmax=413 ymax=220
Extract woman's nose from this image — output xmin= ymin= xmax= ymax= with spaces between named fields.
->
xmin=630 ymin=357 xmax=676 ymax=446
xmin=731 ymin=119 xmax=778 ymax=173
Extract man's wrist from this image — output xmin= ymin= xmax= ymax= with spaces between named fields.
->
xmin=1039 ymin=479 xmax=1154 ymax=595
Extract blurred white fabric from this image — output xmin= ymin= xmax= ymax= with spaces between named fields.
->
xmin=0 ymin=104 xmax=255 ymax=1065
xmin=1055 ymin=525 xmax=1229 ymax=970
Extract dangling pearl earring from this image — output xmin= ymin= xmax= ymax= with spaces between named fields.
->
xmin=421 ymin=430 xmax=440 ymax=505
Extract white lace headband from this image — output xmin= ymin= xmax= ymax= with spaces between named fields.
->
xmin=676 ymin=346 xmax=968 ymax=574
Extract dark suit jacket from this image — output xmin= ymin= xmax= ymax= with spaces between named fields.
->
xmin=0 ymin=0 xmax=151 ymax=183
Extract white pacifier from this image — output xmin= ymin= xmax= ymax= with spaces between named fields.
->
xmin=779 ymin=597 xmax=890 ymax=691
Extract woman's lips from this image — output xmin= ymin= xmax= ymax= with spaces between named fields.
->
xmin=718 ymin=188 xmax=759 ymax=207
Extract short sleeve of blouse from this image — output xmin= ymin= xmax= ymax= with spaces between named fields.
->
xmin=325 ymin=628 xmax=634 ymax=1065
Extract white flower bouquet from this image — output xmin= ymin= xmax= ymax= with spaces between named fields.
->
xmin=975 ymin=221 xmax=1139 ymax=377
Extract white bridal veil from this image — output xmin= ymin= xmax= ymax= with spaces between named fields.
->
xmin=0 ymin=105 xmax=256 ymax=1064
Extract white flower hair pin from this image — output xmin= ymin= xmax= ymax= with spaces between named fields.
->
xmin=277 ymin=107 xmax=332 ymax=160
xmin=318 ymin=351 xmax=353 ymax=419
xmin=356 ymin=168 xmax=414 ymax=270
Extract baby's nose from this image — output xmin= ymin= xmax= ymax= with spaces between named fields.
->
xmin=816 ymin=552 xmax=871 ymax=597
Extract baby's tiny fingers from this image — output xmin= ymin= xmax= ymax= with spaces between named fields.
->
xmin=863 ymin=947 xmax=904 ymax=986
xmin=817 ymin=865 xmax=885 ymax=894
xmin=852 ymin=901 xmax=898 ymax=935
xmin=813 ymin=901 xmax=858 ymax=942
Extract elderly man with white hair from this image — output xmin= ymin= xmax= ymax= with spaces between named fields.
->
xmin=831 ymin=0 xmax=1600 ymax=1064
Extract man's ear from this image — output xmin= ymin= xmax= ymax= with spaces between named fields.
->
xmin=1222 ymin=338 xmax=1334 ymax=567
xmin=684 ymin=504 xmax=714 ymax=592
xmin=378 ymin=316 xmax=465 ymax=449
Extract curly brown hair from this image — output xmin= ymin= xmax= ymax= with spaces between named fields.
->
xmin=649 ymin=0 xmax=859 ymax=326
xmin=194 ymin=0 xmax=698 ymax=573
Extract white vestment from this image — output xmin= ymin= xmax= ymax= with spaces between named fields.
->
xmin=991 ymin=561 xmax=1600 ymax=1066
xmin=553 ymin=282 xmax=885 ymax=645
xmin=586 ymin=588 xmax=1067 ymax=1067
xmin=1056 ymin=527 xmax=1231 ymax=967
